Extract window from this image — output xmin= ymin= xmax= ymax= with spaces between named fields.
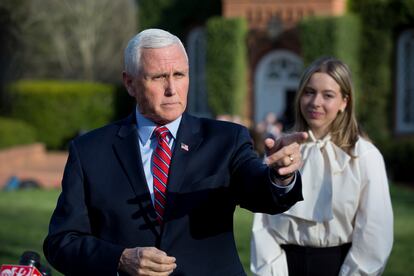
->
xmin=396 ymin=29 xmax=414 ymax=134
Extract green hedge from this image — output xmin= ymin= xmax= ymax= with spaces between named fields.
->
xmin=348 ymin=0 xmax=393 ymax=143
xmin=298 ymin=14 xmax=361 ymax=113
xmin=347 ymin=0 xmax=414 ymax=142
xmin=0 ymin=117 xmax=37 ymax=149
xmin=206 ymin=17 xmax=248 ymax=116
xmin=6 ymin=80 xmax=115 ymax=149
xmin=138 ymin=0 xmax=173 ymax=30
xmin=348 ymin=0 xmax=414 ymax=184
xmin=113 ymin=84 xmax=136 ymax=120
xmin=138 ymin=0 xmax=221 ymax=36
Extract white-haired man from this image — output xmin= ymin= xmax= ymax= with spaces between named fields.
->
xmin=44 ymin=28 xmax=307 ymax=276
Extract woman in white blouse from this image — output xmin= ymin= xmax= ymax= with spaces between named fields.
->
xmin=250 ymin=57 xmax=393 ymax=276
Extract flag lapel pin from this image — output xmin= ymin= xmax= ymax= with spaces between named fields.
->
xmin=181 ymin=143 xmax=189 ymax=151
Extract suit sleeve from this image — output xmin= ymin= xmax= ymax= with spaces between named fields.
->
xmin=339 ymin=148 xmax=393 ymax=276
xmin=230 ymin=126 xmax=303 ymax=214
xmin=43 ymin=141 xmax=125 ymax=276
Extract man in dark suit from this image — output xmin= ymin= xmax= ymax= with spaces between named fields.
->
xmin=43 ymin=28 xmax=307 ymax=276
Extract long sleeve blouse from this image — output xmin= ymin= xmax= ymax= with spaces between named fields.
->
xmin=250 ymin=132 xmax=393 ymax=276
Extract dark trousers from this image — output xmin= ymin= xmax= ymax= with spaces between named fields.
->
xmin=281 ymin=243 xmax=351 ymax=276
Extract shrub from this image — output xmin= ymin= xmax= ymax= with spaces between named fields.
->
xmin=113 ymin=84 xmax=136 ymax=120
xmin=206 ymin=17 xmax=248 ymax=116
xmin=348 ymin=0 xmax=414 ymax=186
xmin=381 ymin=139 xmax=414 ymax=185
xmin=298 ymin=14 xmax=361 ymax=114
xmin=0 ymin=117 xmax=36 ymax=149
xmin=348 ymin=0 xmax=392 ymax=143
xmin=138 ymin=0 xmax=221 ymax=36
xmin=6 ymin=80 xmax=115 ymax=149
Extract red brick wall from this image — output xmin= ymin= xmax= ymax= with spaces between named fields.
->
xmin=0 ymin=144 xmax=67 ymax=189
xmin=221 ymin=0 xmax=346 ymax=120
xmin=223 ymin=0 xmax=346 ymax=30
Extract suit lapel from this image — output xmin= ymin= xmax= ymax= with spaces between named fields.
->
xmin=112 ymin=113 xmax=160 ymax=235
xmin=164 ymin=113 xmax=203 ymax=218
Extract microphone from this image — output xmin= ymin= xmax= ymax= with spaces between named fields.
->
xmin=19 ymin=251 xmax=41 ymax=269
xmin=0 ymin=251 xmax=51 ymax=276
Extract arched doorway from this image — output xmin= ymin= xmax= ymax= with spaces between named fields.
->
xmin=254 ymin=50 xmax=303 ymax=129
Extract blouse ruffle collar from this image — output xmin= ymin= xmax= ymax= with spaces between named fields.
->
xmin=285 ymin=130 xmax=351 ymax=222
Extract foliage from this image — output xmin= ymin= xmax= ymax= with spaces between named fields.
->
xmin=137 ymin=0 xmax=174 ymax=31
xmin=206 ymin=17 xmax=248 ymax=116
xmin=347 ymin=0 xmax=392 ymax=143
xmin=348 ymin=0 xmax=414 ymax=183
xmin=298 ymin=14 xmax=362 ymax=114
xmin=381 ymin=139 xmax=414 ymax=185
xmin=383 ymin=184 xmax=414 ymax=276
xmin=113 ymin=84 xmax=136 ymax=120
xmin=137 ymin=0 xmax=221 ymax=37
xmin=0 ymin=117 xmax=36 ymax=149
xmin=1 ymin=0 xmax=137 ymax=83
xmin=0 ymin=1 xmax=23 ymax=84
xmin=234 ymin=207 xmax=254 ymax=274
xmin=0 ymin=0 xmax=30 ymax=115
xmin=6 ymin=80 xmax=115 ymax=149
xmin=298 ymin=16 xmax=335 ymax=64
xmin=0 ymin=189 xmax=63 ymax=276
xmin=347 ymin=0 xmax=414 ymax=142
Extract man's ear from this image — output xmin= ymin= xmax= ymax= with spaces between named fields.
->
xmin=122 ymin=71 xmax=135 ymax=97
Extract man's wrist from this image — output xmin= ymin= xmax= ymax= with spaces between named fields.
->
xmin=276 ymin=171 xmax=295 ymax=181
xmin=269 ymin=169 xmax=296 ymax=185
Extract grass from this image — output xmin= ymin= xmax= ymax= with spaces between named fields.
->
xmin=382 ymin=184 xmax=414 ymax=276
xmin=0 ymin=189 xmax=63 ymax=275
xmin=0 ymin=184 xmax=413 ymax=275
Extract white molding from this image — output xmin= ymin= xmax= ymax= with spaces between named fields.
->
xmin=254 ymin=50 xmax=303 ymax=123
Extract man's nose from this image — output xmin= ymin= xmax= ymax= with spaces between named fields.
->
xmin=164 ymin=77 xmax=176 ymax=96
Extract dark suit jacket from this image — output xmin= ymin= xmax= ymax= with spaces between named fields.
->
xmin=43 ymin=112 xmax=302 ymax=276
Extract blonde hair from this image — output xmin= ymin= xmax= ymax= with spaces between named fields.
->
xmin=293 ymin=57 xmax=368 ymax=155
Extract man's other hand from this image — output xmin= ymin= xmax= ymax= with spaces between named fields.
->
xmin=119 ymin=247 xmax=176 ymax=276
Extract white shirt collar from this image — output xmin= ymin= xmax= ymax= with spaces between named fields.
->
xmin=308 ymin=130 xmax=331 ymax=144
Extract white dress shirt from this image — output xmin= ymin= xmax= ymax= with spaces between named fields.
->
xmin=250 ymin=131 xmax=394 ymax=276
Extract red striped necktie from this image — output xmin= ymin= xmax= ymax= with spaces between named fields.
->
xmin=152 ymin=126 xmax=172 ymax=224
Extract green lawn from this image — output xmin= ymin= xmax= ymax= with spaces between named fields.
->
xmin=0 ymin=189 xmax=62 ymax=275
xmin=0 ymin=184 xmax=413 ymax=275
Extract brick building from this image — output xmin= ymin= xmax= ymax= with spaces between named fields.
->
xmin=186 ymin=0 xmax=347 ymax=127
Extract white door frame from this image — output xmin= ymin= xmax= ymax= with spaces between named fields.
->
xmin=254 ymin=50 xmax=303 ymax=123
